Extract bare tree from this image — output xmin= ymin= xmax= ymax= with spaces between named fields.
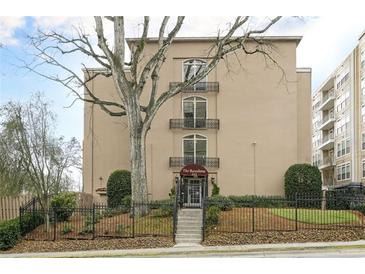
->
xmin=0 ymin=93 xmax=81 ymax=227
xmin=24 ymin=16 xmax=282 ymax=209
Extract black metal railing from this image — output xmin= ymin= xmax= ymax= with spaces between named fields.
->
xmin=169 ymin=119 xmax=220 ymax=129
xmin=169 ymin=82 xmax=219 ymax=92
xmin=169 ymin=156 xmax=220 ymax=168
xmin=202 ymin=193 xmax=365 ymax=237
xmin=19 ymin=201 xmax=174 ymax=241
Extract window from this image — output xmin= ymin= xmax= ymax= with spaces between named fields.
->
xmin=361 ymin=49 xmax=365 ymax=69
xmin=361 ymin=78 xmax=365 ymax=96
xmin=362 ymin=105 xmax=365 ymax=123
xmin=336 ymin=138 xmax=350 ymax=157
xmin=363 ymin=160 xmax=365 ymax=178
xmin=337 ymin=162 xmax=351 ymax=181
xmin=336 ymin=69 xmax=350 ymax=89
xmin=183 ymin=134 xmax=207 ymax=165
xmin=335 ymin=90 xmax=350 ymax=113
xmin=362 ymin=133 xmax=365 ymax=150
xmin=183 ymin=59 xmax=207 ymax=91
xmin=335 ymin=115 xmax=350 ymax=135
xmin=312 ymin=152 xmax=321 ymax=167
xmin=183 ymin=97 xmax=207 ymax=128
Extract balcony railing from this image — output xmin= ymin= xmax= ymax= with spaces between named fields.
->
xmin=169 ymin=156 xmax=220 ymax=168
xmin=322 ymin=89 xmax=334 ymax=104
xmin=321 ymin=133 xmax=334 ymax=144
xmin=169 ymin=82 xmax=219 ymax=92
xmin=321 ymin=112 xmax=335 ymax=125
xmin=169 ymin=119 xmax=220 ymax=129
xmin=322 ymin=156 xmax=335 ymax=166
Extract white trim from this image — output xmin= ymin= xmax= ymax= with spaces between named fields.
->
xmin=296 ymin=67 xmax=312 ymax=73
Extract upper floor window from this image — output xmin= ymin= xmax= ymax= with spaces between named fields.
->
xmin=183 ymin=134 xmax=207 ymax=165
xmin=183 ymin=96 xmax=207 ymax=128
xmin=336 ymin=71 xmax=350 ymax=89
xmin=335 ymin=115 xmax=350 ymax=135
xmin=183 ymin=59 xmax=207 ymax=91
xmin=337 ymin=162 xmax=350 ymax=181
xmin=335 ymin=90 xmax=350 ymax=113
xmin=336 ymin=138 xmax=350 ymax=157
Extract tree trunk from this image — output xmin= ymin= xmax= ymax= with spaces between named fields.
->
xmin=129 ymin=119 xmax=149 ymax=216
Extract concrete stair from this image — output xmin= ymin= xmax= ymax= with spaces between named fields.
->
xmin=175 ymin=208 xmax=202 ymax=245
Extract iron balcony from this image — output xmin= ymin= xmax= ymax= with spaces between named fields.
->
xmin=169 ymin=119 xmax=220 ymax=129
xmin=169 ymin=82 xmax=219 ymax=92
xmin=169 ymin=156 xmax=220 ymax=168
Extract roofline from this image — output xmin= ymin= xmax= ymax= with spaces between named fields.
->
xmin=359 ymin=29 xmax=365 ymax=40
xmin=296 ymin=67 xmax=311 ymax=73
xmin=126 ymin=36 xmax=303 ymax=46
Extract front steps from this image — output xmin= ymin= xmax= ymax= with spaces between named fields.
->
xmin=175 ymin=208 xmax=203 ymax=245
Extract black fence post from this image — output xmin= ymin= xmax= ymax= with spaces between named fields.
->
xmin=252 ymin=202 xmax=255 ymax=233
xmin=201 ymin=198 xmax=205 ymax=242
xmin=19 ymin=206 xmax=23 ymax=235
xmin=132 ymin=202 xmax=135 ymax=238
xmin=92 ymin=203 xmax=96 ymax=240
xmin=295 ymin=193 xmax=298 ymax=231
xmin=53 ymin=208 xmax=57 ymax=241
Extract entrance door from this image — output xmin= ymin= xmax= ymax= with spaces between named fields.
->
xmin=183 ymin=178 xmax=202 ymax=208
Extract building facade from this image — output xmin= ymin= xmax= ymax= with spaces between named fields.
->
xmin=83 ymin=36 xmax=312 ymax=203
xmin=312 ymin=31 xmax=365 ymax=188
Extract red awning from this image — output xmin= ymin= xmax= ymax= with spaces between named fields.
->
xmin=180 ymin=164 xmax=208 ymax=177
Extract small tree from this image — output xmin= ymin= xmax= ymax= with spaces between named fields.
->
xmin=284 ymin=164 xmax=322 ymax=198
xmin=0 ymin=93 xmax=81 ymax=230
xmin=107 ymin=170 xmax=131 ymax=208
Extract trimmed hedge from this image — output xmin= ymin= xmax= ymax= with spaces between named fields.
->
xmin=228 ymin=195 xmax=289 ymax=208
xmin=51 ymin=192 xmax=77 ymax=222
xmin=206 ymin=195 xmax=233 ymax=211
xmin=206 ymin=206 xmax=220 ymax=226
xmin=284 ymin=164 xmax=322 ymax=198
xmin=107 ymin=170 xmax=131 ymax=208
xmin=0 ymin=218 xmax=20 ymax=250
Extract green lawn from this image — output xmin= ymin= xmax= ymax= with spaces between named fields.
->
xmin=269 ymin=208 xmax=360 ymax=225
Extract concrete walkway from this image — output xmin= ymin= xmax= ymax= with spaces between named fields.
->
xmin=2 ymin=240 xmax=365 ymax=258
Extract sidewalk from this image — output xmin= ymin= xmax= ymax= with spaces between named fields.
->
xmin=2 ymin=240 xmax=365 ymax=258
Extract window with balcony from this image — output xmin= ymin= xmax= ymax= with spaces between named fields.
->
xmin=183 ymin=96 xmax=207 ymax=128
xmin=183 ymin=59 xmax=207 ymax=91
xmin=183 ymin=134 xmax=207 ymax=165
xmin=337 ymin=162 xmax=350 ymax=181
xmin=336 ymin=138 xmax=350 ymax=157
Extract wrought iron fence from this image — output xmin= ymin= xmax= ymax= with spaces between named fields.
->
xmin=169 ymin=82 xmax=219 ymax=92
xmin=203 ymin=194 xmax=365 ymax=236
xmin=169 ymin=156 xmax=220 ymax=168
xmin=19 ymin=201 xmax=175 ymax=241
xmin=169 ymin=119 xmax=220 ymax=129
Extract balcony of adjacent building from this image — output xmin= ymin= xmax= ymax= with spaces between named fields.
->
xmin=169 ymin=118 xmax=220 ymax=129
xmin=169 ymin=82 xmax=219 ymax=93
xmin=318 ymin=89 xmax=335 ymax=111
xmin=169 ymin=156 xmax=220 ymax=168
xmin=318 ymin=132 xmax=334 ymax=150
xmin=319 ymin=156 xmax=335 ymax=170
xmin=319 ymin=112 xmax=335 ymax=131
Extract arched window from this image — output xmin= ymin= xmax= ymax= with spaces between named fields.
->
xmin=183 ymin=134 xmax=207 ymax=165
xmin=183 ymin=96 xmax=207 ymax=128
xmin=183 ymin=59 xmax=207 ymax=91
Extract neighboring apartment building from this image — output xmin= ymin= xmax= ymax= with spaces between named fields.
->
xmin=312 ymin=31 xmax=365 ymax=189
xmin=83 ymin=36 xmax=312 ymax=204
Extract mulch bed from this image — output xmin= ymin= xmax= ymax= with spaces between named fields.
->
xmin=203 ymin=229 xmax=365 ymax=246
xmin=0 ymin=237 xmax=174 ymax=254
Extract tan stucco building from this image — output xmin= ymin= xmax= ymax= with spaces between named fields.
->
xmin=312 ymin=31 xmax=365 ymax=189
xmin=83 ymin=36 xmax=312 ymax=203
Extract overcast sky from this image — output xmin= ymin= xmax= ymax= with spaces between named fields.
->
xmin=0 ymin=16 xmax=365 ymax=144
